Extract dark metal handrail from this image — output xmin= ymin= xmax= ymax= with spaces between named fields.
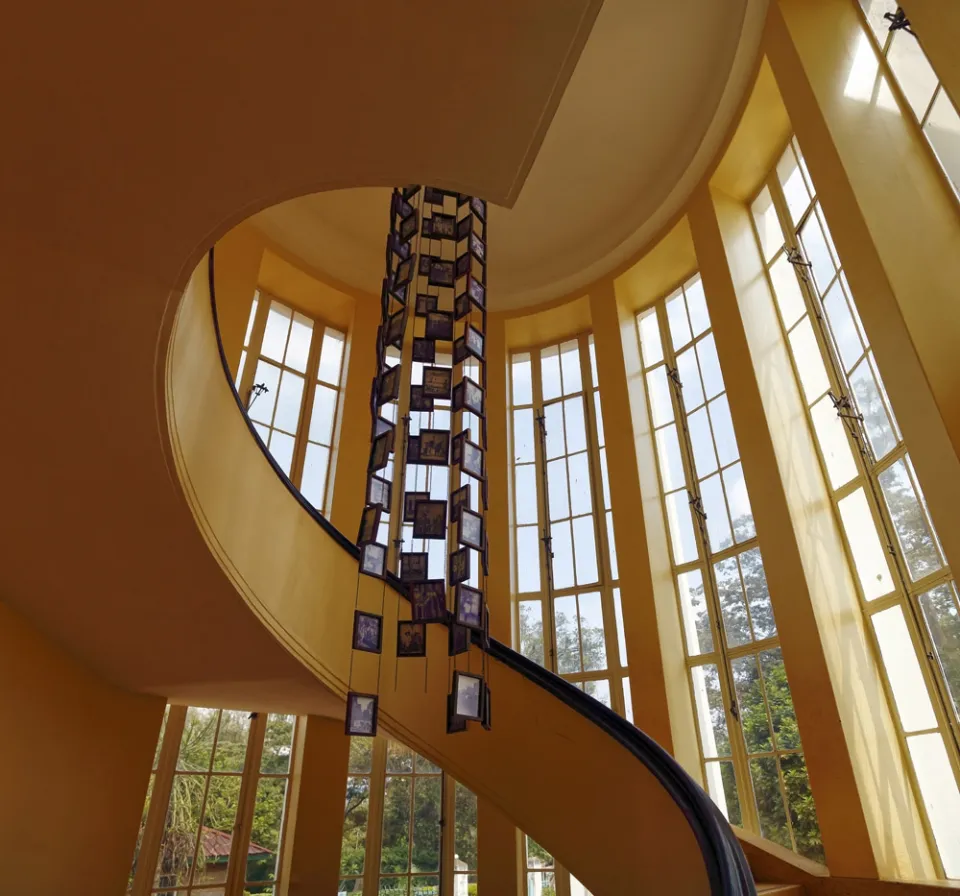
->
xmin=205 ymin=248 xmax=755 ymax=895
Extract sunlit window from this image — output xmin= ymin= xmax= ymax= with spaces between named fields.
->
xmin=637 ymin=275 xmax=823 ymax=861
xmin=751 ymin=136 xmax=960 ymax=877
xmin=339 ymin=739 xmax=373 ymax=894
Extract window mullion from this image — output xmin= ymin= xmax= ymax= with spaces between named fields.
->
xmin=363 ymin=738 xmax=389 ymax=894
xmin=288 ymin=323 xmax=325 ymax=492
xmin=221 ymin=711 xmax=266 ymax=896
xmin=237 ymin=297 xmax=270 ymax=409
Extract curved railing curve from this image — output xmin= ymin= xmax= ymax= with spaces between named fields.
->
xmin=207 ymin=247 xmax=756 ymax=896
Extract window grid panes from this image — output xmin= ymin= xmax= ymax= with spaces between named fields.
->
xmin=127 ymin=706 xmax=169 ymax=891
xmin=453 ymin=781 xmax=478 ymax=894
xmin=856 ymin=1 xmax=960 ymax=195
xmin=340 ymin=739 xmax=374 ymax=894
xmin=637 ymin=275 xmax=824 ymax=861
xmin=524 ymin=836 xmax=556 ymax=896
xmin=752 ymin=136 xmax=960 ymax=878
xmin=237 ymin=290 xmax=346 ymax=516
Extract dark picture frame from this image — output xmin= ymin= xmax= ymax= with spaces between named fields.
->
xmin=403 ymin=491 xmax=430 ymax=523
xmin=394 ymin=256 xmax=415 ymax=288
xmin=481 ymin=682 xmax=492 ymax=731
xmin=415 ymin=294 xmax=439 ymax=317
xmin=360 ymin=543 xmax=387 ymax=579
xmin=446 ymin=691 xmax=467 ymax=734
xmin=384 ymin=308 xmax=406 ymax=348
xmin=454 ymin=584 xmax=485 ymax=632
xmin=453 ymin=336 xmax=467 ymax=365
xmin=356 ymin=504 xmax=382 ymax=546
xmin=452 ymin=376 xmax=484 ymax=417
xmin=449 ymin=482 xmax=470 ymax=523
xmin=456 ymin=275 xmax=484 ymax=311
xmin=454 ymin=292 xmax=470 ymax=321
xmin=430 ymin=213 xmax=456 ymax=239
xmin=413 ymin=500 xmax=447 ymax=539
xmin=399 ymin=211 xmax=418 ymax=243
xmin=458 ymin=508 xmax=483 ymax=551
xmin=410 ymin=580 xmax=447 ymax=623
xmin=419 ymin=428 xmax=450 ymax=465
xmin=345 ymin=692 xmax=379 ymax=737
xmin=406 ymin=434 xmax=420 ymax=464
xmin=460 ymin=439 xmax=484 ymax=480
xmin=412 ymin=337 xmax=436 ymax=363
xmin=378 ymin=366 xmax=400 ymax=405
xmin=471 ymin=196 xmax=486 ymax=221
xmin=352 ymin=610 xmax=383 ymax=654
xmin=424 ymin=186 xmax=446 ymax=205
xmin=428 ymin=259 xmax=455 ymax=287
xmin=469 ymin=232 xmax=485 ymax=263
xmin=409 ymin=385 xmax=434 ymax=412
xmin=424 ymin=312 xmax=454 ymax=342
xmin=449 ymin=546 xmax=470 ymax=586
xmin=448 ymin=622 xmax=470 ymax=657
xmin=456 ymin=215 xmax=473 ymax=241
xmin=397 ymin=620 xmax=427 ymax=658
xmin=456 ymin=253 xmax=471 ymax=279
xmin=368 ymin=431 xmax=392 ymax=472
xmin=464 ymin=323 xmax=484 ymax=360
xmin=367 ymin=474 xmax=392 ymax=509
xmin=400 ymin=551 xmax=429 ymax=583
xmin=452 ymin=671 xmax=484 ymax=721
xmin=422 ymin=365 xmax=452 ymax=398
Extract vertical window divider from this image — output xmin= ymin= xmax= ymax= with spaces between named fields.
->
xmin=535 ymin=398 xmax=558 ymax=672
xmin=441 ymin=772 xmax=456 ymax=895
xmin=288 ymin=323 xmax=326 ymax=490
xmin=362 ymin=737 xmax=389 ymax=894
xmin=223 ymin=712 xmax=268 ymax=896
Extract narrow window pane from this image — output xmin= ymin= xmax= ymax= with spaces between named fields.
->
xmin=599 ymin=449 xmax=612 ymax=511
xmin=769 ymin=254 xmax=807 ymax=330
xmin=285 ymin=312 xmax=314 ymax=373
xmin=555 ymin=595 xmax=581 ymax=673
xmin=666 ymin=291 xmax=692 ymax=350
xmin=907 ymin=734 xmax=960 ymax=878
xmin=779 ymin=754 xmax=824 ymax=862
xmin=261 ymin=302 xmax=292 ymax=362
xmin=526 ymin=836 xmax=553 ymax=869
xmin=543 ymin=402 xmax=565 ymax=460
xmin=759 ymin=648 xmax=801 ymax=750
xmin=838 ymin=489 xmax=894 ymax=599
xmin=724 ymin=463 xmax=756 ymax=544
xmin=579 ymin=592 xmax=607 ymax=672
xmin=213 ymin=710 xmax=251 ymax=772
xmin=178 ymin=708 xmax=218 ymax=771
xmin=676 ymin=345 xmax=705 ymax=409
xmin=317 ymin=329 xmax=345 ymax=385
xmin=454 ymin=782 xmax=478 ymax=871
xmin=568 ymin=452 xmax=592 ymax=517
xmin=154 ymin=774 xmax=203 ymax=887
xmin=550 ymin=521 xmax=575 ymax=590
xmin=584 ymin=679 xmax=611 ymax=707
xmin=777 ymin=146 xmax=812 ymax=225
xmin=309 ymin=384 xmax=337 ymax=445
xmin=925 ymin=88 xmax=960 ymax=190
xmin=560 ymin=340 xmax=582 ymax=395
xmin=708 ymin=395 xmax=739 ymax=467
xmin=588 ymin=337 xmax=598 ymax=387
xmin=740 ymin=548 xmax=777 ymax=639
xmin=788 ymin=318 xmax=830 ymax=403
xmin=917 ymin=583 xmax=960 ymax=719
xmin=248 ymin=360 xmax=282 ymax=426
xmin=515 ymin=464 xmax=539 ymax=526
xmin=572 ymin=515 xmax=599 ymax=585
xmin=666 ymin=490 xmax=699 ymax=565
xmin=540 ymin=346 xmax=562 ymax=401
xmin=878 ymin=458 xmax=942 ymax=582
xmin=810 ymin=394 xmax=858 ymax=489
xmin=706 ymin=760 xmax=742 ymax=826
xmin=564 ymin=396 xmax=587 ymax=454
xmin=688 ymin=407 xmax=718 ymax=479
xmin=236 ymin=349 xmax=247 ymax=387
xmin=519 ymin=600 xmax=545 ymax=666
xmin=412 ymin=777 xmax=442 ymax=873
xmin=199 ymin=781 xmax=245 ymax=885
xmin=750 ymin=758 xmax=792 ymax=849
xmin=622 ymin=676 xmax=634 ymax=724
xmin=638 ymin=310 xmax=664 ymax=366
xmin=512 ymin=353 xmax=533 ymax=405
xmin=528 ymin=872 xmax=556 ymax=896
xmin=268 ymin=430 xmax=296 ymax=475
xmin=887 ymin=30 xmax=939 ymax=120
xmin=822 ymin=278 xmax=864 ymax=371
xmin=655 ymin=423 xmax=686 ymax=492
xmin=733 ymin=656 xmax=773 ymax=752
xmin=873 ymin=606 xmax=938 ymax=732
xmin=380 ymin=879 xmax=409 ymax=895
xmin=678 ymin=569 xmax=714 ymax=655
xmin=128 ymin=775 xmax=153 ymax=889
xmin=751 ymin=187 xmax=782 ymax=263
xmin=273 ymin=370 xmax=305 ymax=433
xmin=799 ymin=213 xmax=837 ymax=294
xmin=646 ymin=366 xmax=675 ymax=428
xmin=243 ymin=293 xmax=260 ymax=347
xmin=349 ymin=738 xmax=374 ymax=774
xmin=606 ymin=510 xmax=618 ymax=580
xmin=513 ymin=408 xmax=535 ymax=464
xmin=594 ymin=390 xmax=605 ymax=447
xmin=849 ymin=355 xmax=897 ymax=461
xmin=696 ymin=334 xmax=725 ymax=401
xmin=715 ymin=557 xmax=752 ymax=648
xmin=701 ymin=473 xmax=734 ymax=553
xmin=261 ymin=713 xmax=295 ymax=773
xmin=546 ymin=458 xmax=569 ymax=521
xmin=613 ymin=588 xmax=628 ymax=666
xmin=691 ymin=664 xmax=731 ymax=758
xmin=516 ymin=527 xmax=541 ymax=593
xmin=685 ymin=276 xmax=711 ymax=336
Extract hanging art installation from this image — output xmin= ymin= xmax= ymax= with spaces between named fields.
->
xmin=345 ymin=186 xmax=492 ymax=737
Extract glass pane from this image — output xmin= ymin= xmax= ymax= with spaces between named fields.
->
xmin=646 ymin=367 xmax=674 ymax=428
xmin=606 ymin=511 xmax=618 ymax=580
xmin=317 ymin=329 xmax=345 ymax=385
xmin=555 ymin=595 xmax=581 ymax=674
xmin=564 ymin=396 xmax=587 ymax=454
xmin=859 ymin=0 xmax=896 ymax=43
xmin=572 ymin=515 xmax=599 ymax=585
xmin=691 ymin=664 xmax=731 ymax=758
xmin=760 ymin=648 xmax=801 ymax=750
xmin=849 ymin=355 xmax=897 ymax=461
xmin=925 ymin=88 xmax=960 ymax=191
xmin=676 ymin=345 xmax=705 ymax=409
xmin=249 ymin=360 xmax=282 ymax=426
xmin=579 ymin=592 xmax=607 ymax=672
xmin=339 ymin=879 xmax=364 ymax=893
xmin=705 ymin=760 xmax=742 ymax=826
xmin=613 ymin=588 xmax=628 ymax=666
xmin=622 ymin=676 xmax=634 ymax=723
xmin=515 ymin=464 xmax=539 ymax=526
xmin=810 ymin=394 xmax=857 ymax=489
xmin=550 ymin=524 xmax=575 ymax=594
xmin=666 ymin=291 xmax=692 ymax=350
xmin=387 ymin=741 xmax=414 ymax=774
xmin=917 ymin=583 xmax=960 ymax=719
xmin=714 ymin=557 xmax=752 ymax=648
xmin=907 ymin=734 xmax=960 ymax=878
xmin=740 ymin=548 xmax=777 ymax=640
xmin=308 ymin=384 xmax=337 ymax=445
xmin=599 ymin=449 xmax=611 ymax=511
xmin=779 ymin=754 xmax=824 ymax=862
xmin=799 ymin=212 xmax=837 ymax=294
xmin=769 ymin=254 xmax=807 ymax=330
xmin=519 ymin=600 xmax=545 ymax=666
xmin=724 ymin=463 xmax=756 ymax=544
xmin=701 ymin=473 xmax=733 ymax=553
xmin=454 ymin=782 xmax=478 ymax=871
xmin=777 ymin=146 xmax=811 ymax=225
xmin=708 ymin=395 xmax=739 ymax=468
xmin=560 ymin=340 xmax=582 ymax=395
xmin=513 ymin=408 xmax=535 ymax=464
xmin=750 ymin=758 xmax=792 ymax=849
xmin=655 ymin=424 xmax=686 ymax=492
xmin=411 ymin=876 xmax=439 ymax=896
xmin=262 ymin=714 xmax=295 ymax=773
xmin=638 ymin=309 xmax=664 ymax=367
xmin=543 ymin=402 xmax=565 ymax=460
xmin=594 ymin=390 xmax=605 ymax=447
xmin=685 ymin=276 xmax=711 ymax=336
xmin=213 ymin=710 xmax=250 ymax=772
xmin=380 ymin=877 xmax=409 ymax=895
xmin=349 ymin=738 xmax=373 ymax=774
xmin=822 ymin=278 xmax=864 ymax=371
xmin=154 ymin=774 xmax=203 ymax=887
xmin=665 ymin=489 xmax=699 ymax=565
xmin=584 ymin=678 xmax=611 ymax=707
xmin=512 ymin=353 xmax=533 ymax=405
xmin=732 ymin=656 xmax=773 ymax=753
xmin=546 ymin=458 xmax=569 ymax=521
xmin=688 ymin=407 xmax=718 ymax=479
xmin=516 ymin=527 xmax=541 ymax=593
xmin=178 ymin=707 xmax=219 ymax=771
xmin=380 ymin=777 xmax=411 ymax=873
xmin=887 ymin=30 xmax=939 ymax=120
xmin=243 ymin=293 xmax=260 ymax=346
xmin=678 ymin=569 xmax=714 ymax=655
xmin=872 ymin=606 xmax=937 ymax=732
xmin=268 ymin=430 xmax=295 ymax=475
xmin=540 ymin=345 xmax=562 ymax=402
xmin=261 ymin=301 xmax=292 ymax=362
xmin=568 ymin=452 xmax=592 ymax=517
xmin=838 ymin=489 xmax=894 ymax=600
xmin=285 ymin=312 xmax=313 ymax=373
xmin=236 ymin=349 xmax=247 ymax=387
xmin=525 ymin=836 xmax=554 ymax=869
xmin=751 ymin=186 xmax=782 ymax=263
xmin=696 ymin=335 xmax=725 ymax=401
xmin=412 ymin=776 xmax=442 ymax=873
xmin=301 ymin=443 xmax=331 ymax=511
xmin=788 ymin=318 xmax=830 ymax=403
xmin=528 ymin=872 xmax=555 ymax=896
xmin=194 ymin=775 xmax=241 ymax=884
xmin=588 ymin=336 xmax=598 ymax=387
xmin=878 ymin=458 xmax=942 ymax=582
xmin=128 ymin=775 xmax=153 ymax=890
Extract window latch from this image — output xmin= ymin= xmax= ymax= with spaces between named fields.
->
xmin=785 ymin=247 xmax=811 ymax=270
xmin=666 ymin=365 xmax=683 ymax=390
xmin=729 ymin=700 xmax=740 ymax=722
xmin=688 ymin=492 xmax=707 ymax=522
xmin=884 ymin=7 xmax=915 ymax=37
xmin=247 ymin=382 xmax=269 ymax=411
xmin=829 ymin=390 xmax=863 ymax=424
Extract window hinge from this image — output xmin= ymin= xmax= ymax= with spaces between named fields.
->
xmin=829 ymin=391 xmax=863 ymax=424
xmin=785 ymin=247 xmax=811 ymax=269
xmin=729 ymin=700 xmax=740 ymax=722
xmin=689 ymin=492 xmax=707 ymax=522
xmin=885 ymin=7 xmax=915 ymax=37
xmin=667 ymin=365 xmax=683 ymax=390
xmin=247 ymin=382 xmax=269 ymax=411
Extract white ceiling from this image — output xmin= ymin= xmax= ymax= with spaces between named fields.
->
xmin=252 ymin=0 xmax=767 ymax=310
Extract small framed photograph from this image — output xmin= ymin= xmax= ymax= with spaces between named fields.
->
xmin=385 ymin=308 xmax=406 ymax=348
xmin=454 ymin=292 xmax=470 ymax=321
xmin=459 ymin=508 xmax=483 ymax=551
xmin=469 ymin=232 xmax=486 ymax=263
xmin=430 ymin=213 xmax=456 ymax=239
xmin=422 ymin=365 xmax=452 ymax=398
xmin=345 ymin=692 xmax=379 ymax=737
xmin=481 ymin=682 xmax=492 ymax=731
xmin=456 ymin=215 xmax=473 ymax=241
xmin=446 ymin=692 xmax=468 ymax=734
xmin=449 ymin=547 xmax=471 ymax=586
xmin=415 ymin=294 xmax=439 ymax=317
xmin=395 ymin=256 xmax=415 ymax=288
xmin=399 ymin=211 xmax=418 ymax=244
xmin=451 ymin=429 xmax=468 ymax=466
xmin=352 ymin=610 xmax=383 ymax=654
xmin=368 ymin=474 xmax=392 ymax=509
xmin=409 ymin=385 xmax=434 ymax=412
xmin=419 ymin=254 xmax=434 ymax=276
xmin=471 ymin=196 xmax=486 ymax=221
xmin=404 ymin=491 xmax=430 ymax=523
xmin=464 ymin=324 xmax=484 ymax=360
xmin=357 ymin=504 xmax=382 ymax=546
xmin=429 ymin=260 xmax=455 ymax=287
xmin=453 ymin=671 xmax=484 ymax=721
xmin=397 ymin=620 xmax=427 ymax=658
xmin=453 ymin=376 xmax=484 ymax=417
xmin=360 ymin=543 xmax=387 ymax=579
xmin=400 ymin=551 xmax=428 ymax=583
xmin=456 ymin=253 xmax=471 ymax=279
xmin=368 ymin=431 xmax=392 ymax=473
xmin=406 ymin=434 xmax=420 ymax=464
xmin=413 ymin=500 xmax=447 ymax=539
xmin=453 ymin=336 xmax=467 ymax=365
xmin=457 ymin=275 xmax=484 ymax=311
xmin=378 ymin=366 xmax=400 ymax=405
xmin=454 ymin=584 xmax=485 ymax=632
xmin=448 ymin=623 xmax=470 ymax=657
xmin=424 ymin=186 xmax=445 ymax=205
xmin=419 ymin=428 xmax=450 ymax=465
xmin=410 ymin=580 xmax=447 ymax=623
xmin=460 ymin=439 xmax=484 ymax=481
xmin=369 ymin=414 xmax=394 ymax=444
xmin=425 ymin=312 xmax=454 ymax=342
xmin=450 ymin=483 xmax=470 ymax=523
xmin=482 ymin=533 xmax=489 ymax=577
xmin=413 ymin=337 xmax=436 ymax=363
xmin=401 ymin=184 xmax=420 ymax=200
xmin=394 ymin=191 xmax=414 ymax=218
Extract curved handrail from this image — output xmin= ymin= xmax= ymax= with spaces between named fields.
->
xmin=207 ymin=248 xmax=755 ymax=896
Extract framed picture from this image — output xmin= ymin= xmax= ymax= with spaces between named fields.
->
xmin=464 ymin=323 xmax=484 ymax=360
xmin=390 ymin=231 xmax=411 ymax=260
xmin=369 ymin=414 xmax=394 ymax=445
xmin=483 ymin=606 xmax=491 ymax=649
xmin=460 ymin=439 xmax=484 ymax=480
xmin=378 ymin=366 xmax=400 ymax=405
xmin=459 ymin=508 xmax=483 ymax=551
xmin=428 ymin=260 xmax=455 ymax=287
xmin=419 ymin=254 xmax=434 ymax=276
xmin=450 ymin=483 xmax=470 ymax=523
xmin=395 ymin=256 xmax=415 ymax=288
xmin=452 ymin=671 xmax=484 ymax=722
xmin=446 ymin=692 xmax=467 ymax=734
xmin=368 ymin=474 xmax=392 ymax=509
xmin=357 ymin=504 xmax=382 ymax=546
xmin=415 ymin=294 xmax=439 ymax=316
xmin=456 ymin=275 xmax=485 ymax=311
xmin=400 ymin=551 xmax=428 ymax=583
xmin=451 ymin=430 xmax=469 ymax=467
xmin=481 ymin=681 xmax=492 ymax=731
xmin=453 ymin=336 xmax=467 ymax=365
xmin=425 ymin=312 xmax=454 ymax=342
xmin=393 ymin=192 xmax=414 ymax=221
xmin=482 ymin=532 xmax=489 ymax=577
xmin=352 ymin=610 xmax=383 ymax=654
xmin=360 ymin=543 xmax=387 ymax=579
xmin=454 ymin=292 xmax=469 ymax=321
xmin=449 ymin=547 xmax=470 ymax=586
xmin=385 ymin=308 xmax=406 ymax=349
xmin=452 ymin=376 xmax=484 ymax=417
xmin=401 ymin=184 xmax=420 ymax=200
xmin=410 ymin=580 xmax=447 ymax=623
xmin=448 ymin=622 xmax=470 ymax=657
xmin=409 ymin=385 xmax=434 ymax=412
xmin=406 ymin=434 xmax=420 ymax=464
xmin=419 ymin=428 xmax=450 ymax=465
xmin=412 ymin=337 xmax=436 ymax=363
xmin=454 ymin=584 xmax=485 ymax=632
xmin=399 ymin=211 xmax=418 ymax=243
xmin=422 ymin=365 xmax=452 ymax=398
xmin=456 ymin=215 xmax=473 ymax=241
xmin=368 ymin=431 xmax=392 ymax=472
xmin=469 ymin=232 xmax=485 ymax=263
xmin=456 ymin=253 xmax=471 ymax=279
xmin=413 ymin=500 xmax=447 ymax=539
xmin=397 ymin=620 xmax=427 ymax=658
xmin=424 ymin=186 xmax=445 ymax=205
xmin=345 ymin=692 xmax=379 ymax=737
xmin=471 ymin=196 xmax=486 ymax=221
xmin=430 ymin=213 xmax=456 ymax=239
xmin=404 ymin=491 xmax=430 ymax=523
